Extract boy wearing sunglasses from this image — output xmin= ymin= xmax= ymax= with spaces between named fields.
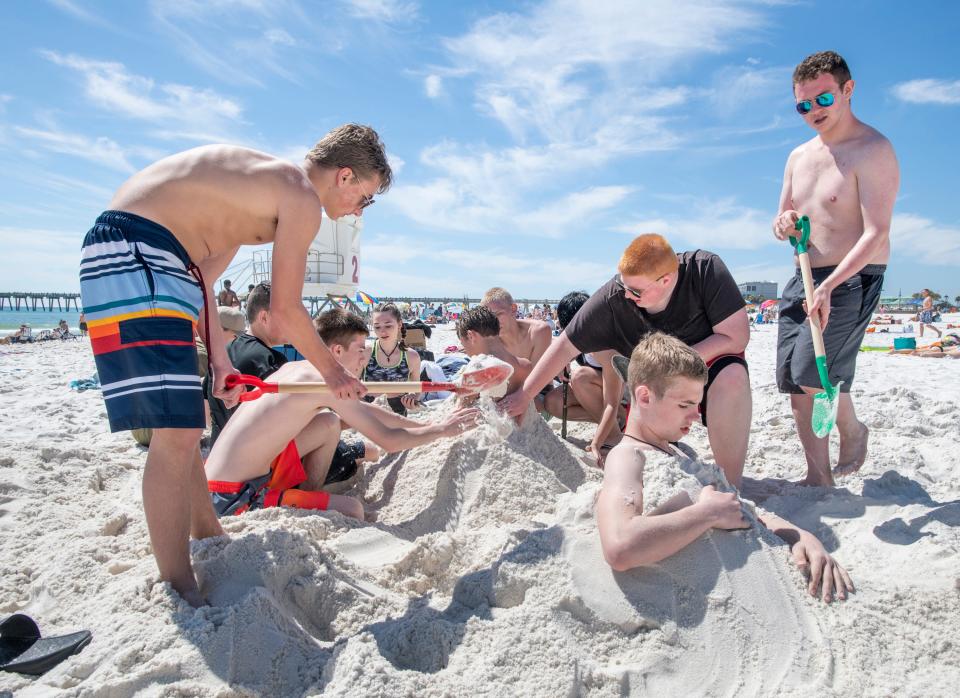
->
xmin=772 ymin=51 xmax=899 ymax=487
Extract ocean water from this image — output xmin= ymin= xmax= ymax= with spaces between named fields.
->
xmin=0 ymin=310 xmax=83 ymax=333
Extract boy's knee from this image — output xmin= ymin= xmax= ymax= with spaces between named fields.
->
xmin=315 ymin=410 xmax=342 ymax=434
xmin=149 ymin=427 xmax=203 ymax=449
xmin=709 ymin=363 xmax=749 ymax=395
xmin=569 ymin=366 xmax=598 ymax=389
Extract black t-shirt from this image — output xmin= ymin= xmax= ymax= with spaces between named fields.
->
xmin=564 ymin=250 xmax=745 ymax=356
xmin=206 ymin=332 xmax=288 ymax=445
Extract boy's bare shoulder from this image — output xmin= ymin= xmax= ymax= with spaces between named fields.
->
xmin=603 ymin=440 xmax=646 ymax=483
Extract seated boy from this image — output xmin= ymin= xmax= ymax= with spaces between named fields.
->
xmin=597 ymin=332 xmax=854 ymax=603
xmin=205 ymin=309 xmax=481 ymax=521
xmin=456 ymin=306 xmax=531 ymax=397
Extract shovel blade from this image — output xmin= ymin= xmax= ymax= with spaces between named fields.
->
xmin=810 ymin=381 xmax=842 ymax=438
xmin=457 ymin=357 xmax=514 ymax=393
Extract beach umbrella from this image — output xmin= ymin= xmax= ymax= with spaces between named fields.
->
xmin=790 ymin=216 xmax=840 ymax=438
xmin=355 ymin=291 xmax=378 ymax=305
xmin=760 ymin=299 xmax=778 ymax=310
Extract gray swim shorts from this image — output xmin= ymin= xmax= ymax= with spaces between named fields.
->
xmin=776 ymin=264 xmax=885 ymax=394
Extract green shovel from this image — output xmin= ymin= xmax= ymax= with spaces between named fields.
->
xmin=790 ymin=215 xmax=841 ymax=438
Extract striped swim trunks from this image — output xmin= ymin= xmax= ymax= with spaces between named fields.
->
xmin=79 ymin=211 xmax=205 ymax=431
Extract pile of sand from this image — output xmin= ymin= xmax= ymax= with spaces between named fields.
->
xmin=1 ymin=326 xmax=959 ymax=696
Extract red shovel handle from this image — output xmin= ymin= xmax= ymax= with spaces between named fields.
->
xmin=225 ymin=373 xmax=278 ymax=402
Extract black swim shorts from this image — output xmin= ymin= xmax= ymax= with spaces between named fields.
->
xmin=776 ymin=264 xmax=885 ymax=394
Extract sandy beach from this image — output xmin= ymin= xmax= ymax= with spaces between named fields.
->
xmin=1 ymin=319 xmax=958 ymax=696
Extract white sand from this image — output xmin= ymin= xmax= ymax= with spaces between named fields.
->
xmin=1 ymin=320 xmax=958 ymax=696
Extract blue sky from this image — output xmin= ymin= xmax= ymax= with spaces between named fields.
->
xmin=1 ymin=0 xmax=959 ymax=301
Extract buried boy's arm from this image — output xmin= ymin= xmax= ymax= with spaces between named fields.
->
xmin=597 ymin=446 xmax=749 ymax=571
xmin=759 ymin=512 xmax=855 ymax=604
xmin=332 ymin=399 xmax=481 ymax=453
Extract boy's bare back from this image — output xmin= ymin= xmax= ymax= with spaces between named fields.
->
xmin=110 ymin=145 xmax=322 ymax=264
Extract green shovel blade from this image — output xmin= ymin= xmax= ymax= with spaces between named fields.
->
xmin=811 ymin=355 xmax=841 ymax=438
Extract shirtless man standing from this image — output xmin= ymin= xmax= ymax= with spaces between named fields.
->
xmin=79 ymin=124 xmax=392 ymax=604
xmin=773 ymin=52 xmax=899 ymax=486
xmin=481 ymin=287 xmax=553 ymax=368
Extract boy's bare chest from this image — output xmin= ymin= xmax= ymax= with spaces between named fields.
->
xmin=790 ymin=147 xmax=858 ymax=210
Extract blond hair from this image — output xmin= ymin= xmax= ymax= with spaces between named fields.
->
xmin=618 ymin=234 xmax=679 ymax=279
xmin=627 ymin=332 xmax=706 ymax=398
xmin=481 ymin=287 xmax=514 ymax=306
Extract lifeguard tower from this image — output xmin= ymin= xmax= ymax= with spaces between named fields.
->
xmin=240 ymin=215 xmax=367 ymax=317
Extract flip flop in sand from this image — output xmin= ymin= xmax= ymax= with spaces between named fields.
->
xmin=0 ymin=614 xmax=92 ymax=676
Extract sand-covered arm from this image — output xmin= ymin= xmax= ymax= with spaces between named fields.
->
xmin=332 ymin=399 xmax=480 ymax=453
xmin=758 ymin=510 xmax=855 ymax=603
xmin=596 ymin=446 xmax=748 ymax=570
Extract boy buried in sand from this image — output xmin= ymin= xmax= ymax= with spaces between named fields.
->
xmin=78 ymin=124 xmax=391 ymax=605
xmin=597 ymin=333 xmax=854 ymax=603
xmin=773 ymin=51 xmax=899 ymax=486
xmin=205 ymin=310 xmax=482 ymax=521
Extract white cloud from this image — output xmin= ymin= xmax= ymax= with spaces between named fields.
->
xmin=362 ymin=234 xmax=611 ymax=296
xmin=41 ymin=51 xmax=244 ymax=142
xmin=343 ymin=0 xmax=418 ymax=23
xmin=386 ymin=151 xmax=405 ymax=174
xmin=613 ymin=197 xmax=774 ymax=251
xmin=707 ymin=65 xmax=790 ymax=114
xmin=264 ymin=28 xmax=297 ymax=46
xmin=891 ymin=78 xmax=960 ymax=105
xmin=12 ymin=126 xmax=137 ymax=173
xmin=424 ymin=74 xmax=443 ymax=99
xmin=442 ymin=0 xmax=763 ymax=143
xmin=46 ymin=0 xmax=115 ymax=28
xmin=891 ymin=213 xmax=960 ymax=265
xmin=149 ymin=0 xmax=316 ymax=85
xmin=389 ymin=0 xmax=768 ymax=241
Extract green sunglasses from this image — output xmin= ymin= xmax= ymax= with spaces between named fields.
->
xmin=795 ymin=92 xmax=835 ymax=115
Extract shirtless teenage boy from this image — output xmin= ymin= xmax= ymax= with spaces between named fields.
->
xmin=597 ymin=333 xmax=854 ymax=603
xmin=206 ymin=309 xmax=481 ymax=522
xmin=481 ymin=287 xmax=553 ymax=368
xmin=456 ymin=306 xmax=531 ymax=395
xmin=79 ymin=124 xmax=392 ymax=604
xmin=773 ymin=52 xmax=899 ymax=486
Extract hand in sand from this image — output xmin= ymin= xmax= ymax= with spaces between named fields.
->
xmin=211 ymin=360 xmax=244 ymax=409
xmin=586 ymin=441 xmax=609 ymax=469
xmin=790 ymin=531 xmax=855 ymax=603
xmin=322 ymin=361 xmax=367 ymax=401
xmin=442 ymin=407 xmax=483 ymax=437
xmin=773 ymin=209 xmax=800 ymax=241
xmin=697 ymin=485 xmax=750 ymax=530
xmin=497 ymin=389 xmax=530 ymax=424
